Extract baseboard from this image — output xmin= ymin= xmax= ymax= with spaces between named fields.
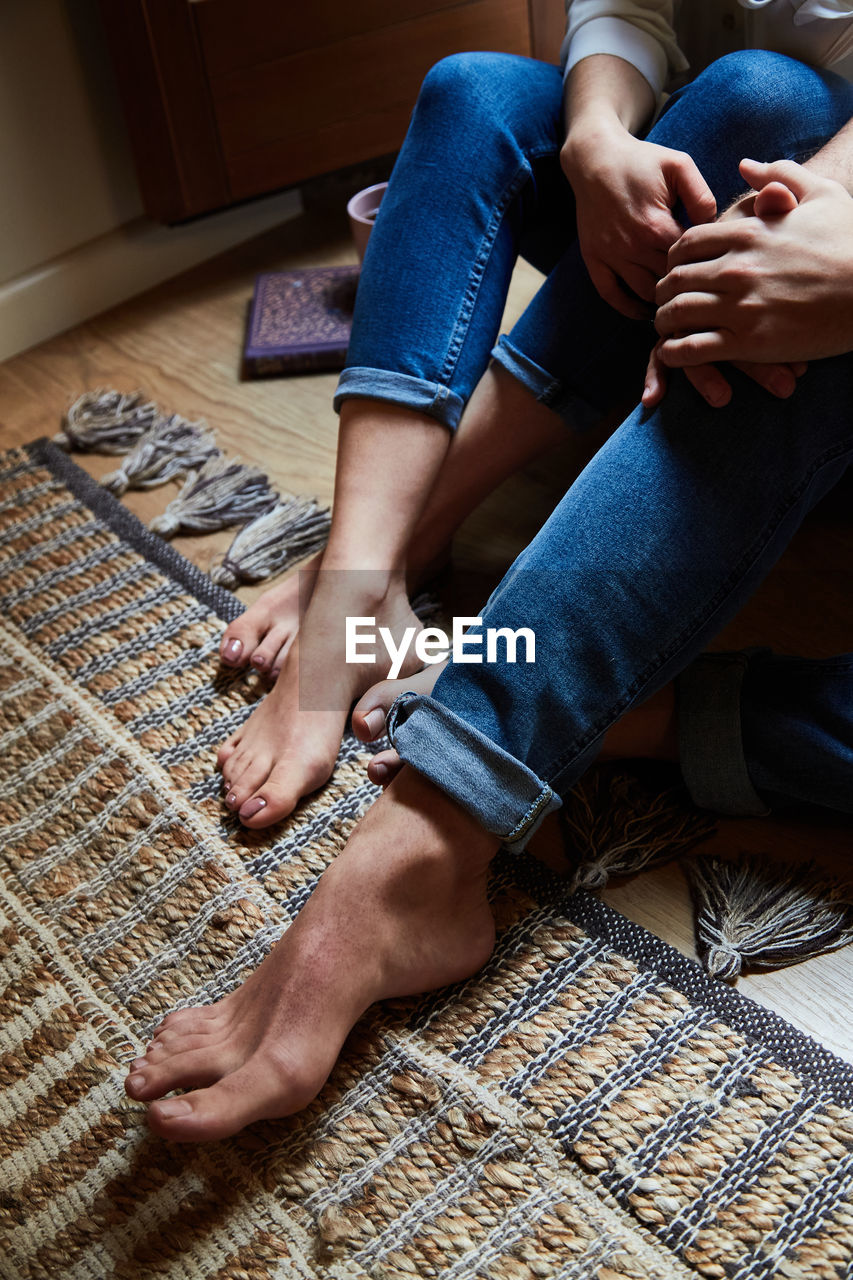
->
xmin=0 ymin=188 xmax=302 ymax=363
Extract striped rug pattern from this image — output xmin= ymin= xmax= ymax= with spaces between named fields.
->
xmin=1 ymin=440 xmax=853 ymax=1280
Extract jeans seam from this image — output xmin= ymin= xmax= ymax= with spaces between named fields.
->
xmin=542 ymin=434 xmax=853 ymax=786
xmin=503 ymin=784 xmax=557 ymax=845
xmin=438 ymin=163 xmax=533 ymax=389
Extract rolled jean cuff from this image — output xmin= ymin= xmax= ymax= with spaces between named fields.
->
xmin=333 ymin=368 xmax=465 ymax=430
xmin=490 ymin=337 xmax=604 ymax=432
xmin=676 ymin=651 xmax=771 ymax=817
xmin=386 ymin=690 xmax=561 ymax=852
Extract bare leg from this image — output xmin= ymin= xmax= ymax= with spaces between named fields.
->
xmin=217 ymin=372 xmax=568 ymax=826
xmin=125 ymin=767 xmax=498 ymax=1142
xmin=218 ymin=368 xmax=568 ymax=677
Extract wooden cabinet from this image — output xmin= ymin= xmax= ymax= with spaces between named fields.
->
xmin=100 ymin=0 xmax=541 ymax=224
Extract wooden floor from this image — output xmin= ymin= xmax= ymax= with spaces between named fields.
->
xmin=1 ymin=195 xmax=851 ymax=1062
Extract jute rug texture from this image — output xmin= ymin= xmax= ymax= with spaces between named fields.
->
xmin=1 ymin=441 xmax=852 ymax=1280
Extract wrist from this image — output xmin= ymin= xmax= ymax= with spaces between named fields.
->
xmin=562 ymin=115 xmax=632 ymax=180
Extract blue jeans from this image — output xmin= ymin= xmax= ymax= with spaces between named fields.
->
xmin=336 ymin=50 xmax=853 ymax=847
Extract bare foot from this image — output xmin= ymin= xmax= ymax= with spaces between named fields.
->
xmin=125 ymin=769 xmax=498 ymax=1142
xmin=352 ymin=661 xmax=447 ymax=787
xmin=219 ymin=552 xmax=322 ymax=677
xmin=352 ymin=666 xmax=679 ymax=788
xmin=219 ymin=546 xmax=451 ymax=680
xmin=217 ymin=573 xmax=425 ymax=826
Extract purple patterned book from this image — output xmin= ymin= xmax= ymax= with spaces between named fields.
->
xmin=242 ymin=266 xmax=360 ymax=378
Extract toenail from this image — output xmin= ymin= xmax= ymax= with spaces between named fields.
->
xmin=372 ymin=762 xmax=389 ymax=782
xmin=224 ymin=639 xmax=242 ymax=661
xmin=131 ymin=1057 xmax=147 ymax=1071
xmin=252 ymin=654 xmax=267 ymax=670
xmin=226 ymin=792 xmax=238 ymax=808
xmin=154 ymin=1098 xmax=193 ymax=1118
xmin=364 ymin=708 xmax=385 ymax=738
xmin=128 ymin=1073 xmax=146 ymax=1090
xmin=240 ymin=797 xmax=267 ymax=819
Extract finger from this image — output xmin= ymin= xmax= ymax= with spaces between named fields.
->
xmin=587 ymin=259 xmax=651 ymax=321
xmin=658 ymin=331 xmax=731 ymax=367
xmin=655 ymin=291 xmax=725 ymax=339
xmin=641 ymin=342 xmax=668 ymax=408
xmin=753 ymin=181 xmax=799 ymax=219
xmin=668 ymin=154 xmax=717 ymax=225
xmin=656 ymin=259 xmax=727 ymax=305
xmin=618 ymin=261 xmax=661 ymax=305
xmin=731 ymin=360 xmax=797 ymax=399
xmin=666 ymin=222 xmax=741 ymax=269
xmin=738 ymin=157 xmax=818 ymax=204
xmin=684 ymin=363 xmax=732 ymax=408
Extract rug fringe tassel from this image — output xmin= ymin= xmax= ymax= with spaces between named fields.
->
xmin=560 ymin=769 xmax=716 ymax=893
xmin=100 ymin=414 xmax=220 ymax=495
xmin=55 ymin=390 xmax=160 ymax=454
xmin=210 ymin=495 xmax=330 ymax=588
xmin=149 ymin=456 xmax=278 ymax=538
xmin=686 ymin=853 xmax=853 ymax=981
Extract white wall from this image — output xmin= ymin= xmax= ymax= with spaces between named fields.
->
xmin=0 ymin=0 xmax=299 ymax=362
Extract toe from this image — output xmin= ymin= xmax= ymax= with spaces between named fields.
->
xmin=220 ymin=617 xmax=263 ymax=667
xmin=367 ymin=749 xmax=403 ymax=788
xmin=147 ymin=1054 xmax=318 ymax=1143
xmin=127 ymin=1045 xmax=234 ymax=1101
xmin=249 ymin=625 xmax=292 ymax=675
xmin=216 ymin=730 xmax=244 ymax=771
xmin=238 ymin=755 xmax=334 ymax=828
xmin=152 ymin=1006 xmax=219 ymax=1037
xmin=352 ymin=663 xmax=446 ymax=741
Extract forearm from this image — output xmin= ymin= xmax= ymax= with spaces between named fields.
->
xmin=562 ymin=53 xmax=656 ymax=169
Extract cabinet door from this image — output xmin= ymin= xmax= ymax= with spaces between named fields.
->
xmin=100 ymin=0 xmax=534 ymax=223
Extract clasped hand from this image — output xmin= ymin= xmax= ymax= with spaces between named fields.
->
xmin=645 ymin=158 xmax=853 ymax=408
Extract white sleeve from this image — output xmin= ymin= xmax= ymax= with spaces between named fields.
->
xmin=560 ymin=0 xmax=688 ymax=100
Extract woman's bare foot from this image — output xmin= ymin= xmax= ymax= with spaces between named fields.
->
xmin=217 ymin=572 xmax=425 ymax=826
xmin=125 ymin=769 xmax=498 ymax=1142
xmin=219 ymin=552 xmax=322 ymax=677
xmin=218 ymin=545 xmax=451 ymax=681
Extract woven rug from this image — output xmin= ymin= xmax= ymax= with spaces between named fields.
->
xmin=2 ymin=440 xmax=853 ymax=1280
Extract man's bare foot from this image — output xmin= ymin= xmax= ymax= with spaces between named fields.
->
xmin=125 ymin=769 xmax=498 ymax=1141
xmin=352 ymin=666 xmax=679 ymax=790
xmin=353 ymin=661 xmax=446 ymax=787
xmin=217 ymin=572 xmax=425 ymax=826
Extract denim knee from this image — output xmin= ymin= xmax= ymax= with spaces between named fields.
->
xmin=683 ymin=49 xmax=853 ymax=161
xmin=414 ymin=51 xmax=560 ymax=155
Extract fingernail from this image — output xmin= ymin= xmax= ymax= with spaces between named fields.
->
xmin=364 ymin=708 xmax=385 ymax=737
xmin=226 ymin=792 xmax=238 ymax=808
xmin=128 ymin=1073 xmax=146 ymax=1090
xmin=154 ymin=1098 xmax=192 ymax=1118
xmin=251 ymin=654 xmax=267 ymax=670
xmin=240 ymin=797 xmax=267 ymax=819
xmin=224 ymin=639 xmax=242 ymax=661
